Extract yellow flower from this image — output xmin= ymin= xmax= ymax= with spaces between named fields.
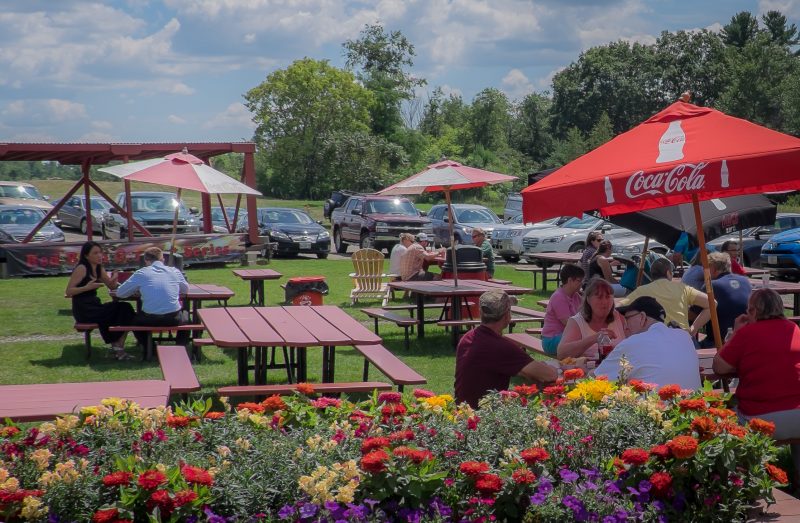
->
xmin=1 ymin=476 xmax=20 ymax=492
xmin=55 ymin=416 xmax=79 ymax=434
xmin=422 ymin=394 xmax=453 ymax=409
xmin=594 ymin=408 xmax=610 ymax=421
xmin=335 ymin=481 xmax=357 ymax=503
xmin=307 ymin=435 xmax=323 ymax=450
xmin=155 ymin=463 xmax=167 ymax=473
xmin=534 ymin=414 xmax=550 ymax=429
xmin=20 ymin=495 xmax=47 ymax=520
xmin=0 ymin=468 xmax=9 ymax=483
xmin=30 ymin=449 xmax=52 ymax=471
xmin=566 ymin=380 xmax=617 ymax=402
xmin=235 ymin=437 xmax=252 ymax=451
xmin=295 ymin=447 xmax=304 ymax=458
xmin=217 ymin=445 xmax=232 ymax=458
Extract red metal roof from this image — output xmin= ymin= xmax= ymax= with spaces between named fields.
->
xmin=0 ymin=142 xmax=256 ymax=165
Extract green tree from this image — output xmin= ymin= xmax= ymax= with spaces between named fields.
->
xmin=546 ymin=127 xmax=588 ymax=167
xmin=466 ymin=88 xmax=511 ymax=152
xmin=587 ymin=112 xmax=614 ymax=149
xmin=319 ymin=131 xmax=408 ymax=192
xmin=762 ymin=10 xmax=800 ymax=48
xmin=244 ymin=58 xmax=373 ymax=198
xmin=419 ymin=87 xmax=467 ymax=138
xmin=509 ymin=92 xmax=553 ymax=164
xmin=722 ymin=11 xmax=760 ymax=47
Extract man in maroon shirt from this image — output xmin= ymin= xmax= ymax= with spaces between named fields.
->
xmin=455 ymin=290 xmax=558 ymax=408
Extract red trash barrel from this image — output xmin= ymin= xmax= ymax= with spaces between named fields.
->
xmin=284 ymin=276 xmax=328 ymax=306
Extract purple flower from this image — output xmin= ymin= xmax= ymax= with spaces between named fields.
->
xmin=530 ymin=492 xmax=547 ymax=505
xmin=562 ymin=495 xmax=588 ymax=521
xmin=603 ymin=517 xmax=617 ymax=523
xmin=638 ymin=480 xmax=652 ymax=493
xmin=614 ymin=509 xmax=629 ymax=520
xmin=298 ymin=503 xmax=318 ymax=519
xmin=277 ymin=505 xmax=295 ymax=520
xmin=605 ymin=480 xmax=622 ymax=495
xmin=202 ymin=507 xmax=233 ymax=523
xmin=538 ymin=477 xmax=554 ymax=494
xmin=429 ymin=498 xmax=452 ymax=518
xmin=559 ymin=468 xmax=579 ymax=483
xmin=580 ymin=468 xmax=601 ymax=481
xmin=345 ymin=504 xmax=369 ymax=521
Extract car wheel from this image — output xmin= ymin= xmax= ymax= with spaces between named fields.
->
xmin=333 ymin=229 xmax=347 ymax=253
xmin=502 ymin=255 xmax=520 ymax=263
xmin=317 ymin=252 xmax=329 ymax=259
xmin=568 ymin=242 xmax=585 ymax=253
xmin=79 ymin=218 xmax=87 ymax=235
xmin=359 ymin=232 xmax=374 ymax=250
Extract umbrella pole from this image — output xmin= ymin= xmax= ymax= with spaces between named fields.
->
xmin=738 ymin=229 xmax=743 ymax=265
xmin=636 ymin=237 xmax=650 ymax=287
xmin=692 ymin=194 xmax=722 ymax=349
xmin=445 ymin=188 xmax=459 ymax=286
xmin=170 ymin=188 xmax=181 ymax=259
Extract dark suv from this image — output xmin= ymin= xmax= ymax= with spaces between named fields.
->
xmin=323 ymin=190 xmax=362 ymax=222
xmin=331 ymin=195 xmax=432 ymax=253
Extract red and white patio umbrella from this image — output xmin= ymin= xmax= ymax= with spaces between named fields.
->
xmin=379 ymin=160 xmax=516 ymax=284
xmin=522 ymin=100 xmax=800 ymax=347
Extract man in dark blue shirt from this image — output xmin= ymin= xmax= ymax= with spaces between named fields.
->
xmin=702 ymin=251 xmax=752 ymax=346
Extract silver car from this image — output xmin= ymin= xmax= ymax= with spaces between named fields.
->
xmin=0 ymin=205 xmax=65 ymax=243
xmin=491 ymin=215 xmax=568 ymax=263
xmin=54 ymin=195 xmax=112 ymax=234
xmin=522 ymin=215 xmax=642 ymax=260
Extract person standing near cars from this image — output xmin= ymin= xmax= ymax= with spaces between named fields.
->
xmin=471 ymin=227 xmax=495 ymax=278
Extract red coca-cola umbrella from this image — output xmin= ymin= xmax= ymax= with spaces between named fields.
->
xmin=522 ymin=99 xmax=800 ymax=347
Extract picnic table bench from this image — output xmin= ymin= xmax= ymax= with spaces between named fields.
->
xmin=156 ymin=345 xmax=201 ymax=401
xmin=109 ymin=324 xmax=205 ymax=362
xmin=74 ymin=322 xmax=100 ymax=358
xmin=354 ymin=344 xmax=427 ymax=392
xmin=504 ymin=332 xmax=556 ymax=359
xmin=0 ymin=380 xmax=171 ymax=422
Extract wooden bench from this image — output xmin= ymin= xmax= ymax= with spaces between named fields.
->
xmin=361 ymin=308 xmax=417 ymax=350
xmin=109 ymin=324 xmax=205 ymax=362
xmin=156 ymin=345 xmax=201 ymax=401
xmin=487 ymin=278 xmax=512 ymax=285
xmin=504 ymin=332 xmax=557 ymax=359
xmin=354 ymin=344 xmax=427 ymax=392
xmin=74 ymin=322 xmax=99 ymax=358
xmin=218 ymin=381 xmax=393 ymax=399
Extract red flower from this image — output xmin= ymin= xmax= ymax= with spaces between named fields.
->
xmin=181 ymin=465 xmax=213 ymax=486
xmin=166 ymin=415 xmax=191 ymax=428
xmin=543 ymin=385 xmax=565 ymax=396
xmin=563 ymin=368 xmax=585 ymax=381
xmin=377 ymin=391 xmax=402 ymax=404
xmin=381 ymin=403 xmax=407 ymax=417
xmin=466 ymin=416 xmax=480 ymax=430
xmin=388 ymin=429 xmax=415 ymax=442
xmin=678 ymin=399 xmax=707 ymax=412
xmin=649 ymin=471 xmax=673 ymax=498
xmin=708 ymin=407 xmax=736 ymax=419
xmin=360 ymin=449 xmax=390 ymax=473
xmin=137 ymin=469 xmax=167 ymax=490
xmin=691 ymin=416 xmax=718 ymax=440
xmin=719 ymin=420 xmax=748 ymax=438
xmin=520 ymin=446 xmax=550 ymax=465
xmin=92 ymin=509 xmax=120 ymax=523
xmin=0 ymin=426 xmax=20 ymax=438
xmin=235 ymin=402 xmax=265 ymax=413
xmin=412 ymin=388 xmax=435 ymax=398
xmin=147 ymin=489 xmax=174 ymax=515
xmin=204 ymin=411 xmax=225 ymax=420
xmin=295 ymin=382 xmax=315 ymax=395
xmin=102 ymin=471 xmax=133 ymax=487
xmin=459 ymin=461 xmax=490 ymax=477
xmin=513 ymin=384 xmax=538 ymax=396
xmin=748 ymin=418 xmax=776 ymax=436
xmin=173 ymin=489 xmax=198 ymax=507
xmin=361 ymin=437 xmax=391 ymax=454
xmin=766 ymin=463 xmax=789 ymax=484
xmin=629 ymin=379 xmax=655 ymax=393
xmin=475 ymin=473 xmax=503 ymax=496
xmin=408 ymin=449 xmax=434 ymax=464
xmin=261 ymin=395 xmax=287 ymax=412
xmin=621 ymin=448 xmax=649 ymax=466
xmin=657 ymin=384 xmax=682 ymax=401
xmin=310 ymin=397 xmax=342 ymax=409
xmin=511 ymin=468 xmax=536 ymax=484
xmin=667 ymin=435 xmax=699 ymax=459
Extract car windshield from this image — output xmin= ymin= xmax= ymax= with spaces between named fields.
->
xmin=455 ymin=208 xmax=500 ymax=223
xmin=0 ymin=208 xmax=44 ymax=225
xmin=130 ymin=195 xmax=186 ymax=213
xmin=0 ymin=185 xmax=43 ymax=200
xmin=90 ymin=199 xmax=111 ymax=211
xmin=260 ymin=209 xmax=313 ymax=225
xmin=562 ymin=215 xmax=601 ymax=230
xmin=211 ymin=208 xmax=235 ymax=221
xmin=366 ymin=199 xmax=418 ymax=215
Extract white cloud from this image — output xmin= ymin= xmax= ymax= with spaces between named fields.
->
xmin=501 ymin=69 xmax=534 ymax=101
xmin=759 ymin=0 xmax=800 ymax=18
xmin=202 ymin=102 xmax=256 ymax=131
xmin=244 ymin=33 xmax=256 ymax=43
xmin=168 ymin=114 xmax=187 ymax=124
xmin=2 ymin=100 xmax=26 ymax=116
xmin=92 ymin=120 xmax=113 ymax=130
xmin=439 ymin=84 xmax=463 ymax=98
xmin=46 ymin=99 xmax=88 ymax=121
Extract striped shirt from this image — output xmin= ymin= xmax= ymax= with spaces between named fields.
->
xmin=116 ymin=261 xmax=188 ymax=315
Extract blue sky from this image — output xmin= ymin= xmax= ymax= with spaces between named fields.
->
xmin=0 ymin=0 xmax=796 ymax=143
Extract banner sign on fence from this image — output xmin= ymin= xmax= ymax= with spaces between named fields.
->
xmin=1 ymin=234 xmax=247 ymax=276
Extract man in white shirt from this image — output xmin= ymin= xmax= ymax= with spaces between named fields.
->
xmin=595 ymin=296 xmax=700 ymax=390
xmin=389 ymin=233 xmax=413 ymax=279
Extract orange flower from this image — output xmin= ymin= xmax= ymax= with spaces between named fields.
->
xmin=92 ymin=509 xmax=121 ymax=523
xmin=520 ymin=447 xmax=550 ymax=465
xmin=629 ymin=379 xmax=655 ymax=393
xmin=360 ymin=449 xmax=390 ymax=473
xmin=475 ymin=473 xmax=503 ymax=496
xmin=102 ymin=471 xmax=133 ymax=487
xmin=657 ymin=384 xmax=681 ymax=401
xmin=678 ymin=399 xmax=707 ymax=412
xmin=173 ymin=489 xmax=198 ymax=507
xmin=137 ymin=469 xmax=167 ymax=490
xmin=235 ymin=402 xmax=265 ymax=413
xmin=543 ymin=385 xmax=565 ymax=396
xmin=166 ymin=415 xmax=191 ymax=428
xmin=766 ymin=463 xmax=789 ymax=484
xmin=748 ymin=418 xmax=776 ymax=436
xmin=719 ymin=420 xmax=747 ymax=438
xmin=361 ymin=437 xmax=391 ymax=454
xmin=261 ymin=395 xmax=287 ymax=412
xmin=621 ymin=448 xmax=649 ymax=466
xmin=513 ymin=384 xmax=539 ymax=396
xmin=707 ymin=407 xmax=736 ymax=419
xmin=563 ymin=368 xmax=585 ymax=381
xmin=650 ymin=445 xmax=671 ymax=460
xmin=0 ymin=426 xmax=20 ymax=438
xmin=512 ymin=468 xmax=537 ymax=484
xmin=204 ymin=411 xmax=225 ymax=420
xmin=667 ymin=435 xmax=699 ymax=459
xmin=296 ymin=382 xmax=315 ymax=395
xmin=181 ymin=465 xmax=213 ymax=486
xmin=459 ymin=461 xmax=490 ymax=477
xmin=690 ymin=416 xmax=718 ymax=440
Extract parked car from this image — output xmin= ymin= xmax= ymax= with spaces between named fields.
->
xmin=323 ymin=190 xmax=362 ymax=222
xmin=53 ymin=195 xmax=111 ymax=234
xmin=101 ymin=191 xmax=200 ymax=239
xmin=760 ymin=225 xmax=800 ymax=277
xmin=0 ymin=181 xmax=53 ymax=210
xmin=208 ymin=206 xmax=238 ymax=233
xmin=522 ymin=215 xmax=642 ymax=260
xmin=428 ymin=204 xmax=503 ymax=247
xmin=611 ymin=237 xmax=669 ymax=256
xmin=491 ymin=215 xmax=568 ymax=263
xmin=503 ymin=192 xmax=523 ymax=221
xmin=237 ymin=207 xmax=330 ymax=259
xmin=331 ymin=194 xmax=431 ymax=253
xmin=0 ymin=205 xmax=65 ymax=243
xmin=708 ymin=212 xmax=800 ymax=268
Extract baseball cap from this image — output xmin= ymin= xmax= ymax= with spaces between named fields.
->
xmin=417 ymin=233 xmax=429 ymax=242
xmin=617 ymin=296 xmax=666 ymax=322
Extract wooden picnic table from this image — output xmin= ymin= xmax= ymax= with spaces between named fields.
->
xmin=113 ymin=283 xmax=235 ymax=322
xmin=516 ymin=252 xmax=583 ymax=291
xmin=748 ymin=279 xmax=800 ymax=315
xmin=232 ymin=268 xmax=283 ymax=306
xmin=198 ymin=305 xmax=381 ymax=386
xmin=743 ymin=266 xmax=769 ymax=277
xmin=0 ymin=380 xmax=170 ymax=422
xmin=387 ymin=279 xmax=533 ymax=344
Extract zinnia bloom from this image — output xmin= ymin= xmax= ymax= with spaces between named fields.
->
xmin=466 ymin=416 xmax=480 ymax=430
xmin=520 ymin=447 xmax=550 ymax=465
xmin=667 ymin=435 xmax=699 ymax=459
xmin=748 ymin=418 xmax=776 ymax=436
xmin=360 ymin=449 xmax=390 ymax=473
xmin=295 ymin=382 xmax=315 ymax=395
xmin=621 ymin=448 xmax=649 ymax=466
xmin=708 ymin=407 xmax=736 ymax=419
xmin=678 ymin=399 xmax=707 ymax=412
xmin=657 ymin=384 xmax=682 ymax=401
xmin=137 ymin=469 xmax=167 ymax=490
xmin=475 ymin=473 xmax=503 ymax=496
xmin=0 ymin=426 xmax=20 ymax=438
xmin=203 ymin=411 xmax=225 ymax=420
xmin=92 ymin=509 xmax=120 ymax=523
xmin=388 ymin=429 xmax=414 ymax=442
xmin=766 ymin=464 xmax=789 ymax=484
xmin=173 ymin=489 xmax=198 ymax=507
xmin=691 ymin=416 xmax=718 ymax=440
xmin=719 ymin=420 xmax=748 ymax=438
xmin=513 ymin=384 xmax=538 ymax=396
xmin=102 ymin=471 xmax=133 ymax=487
xmin=361 ymin=437 xmax=391 ymax=454
xmin=182 ymin=465 xmax=213 ymax=486
xmin=261 ymin=395 xmax=287 ymax=412
xmin=543 ymin=385 xmax=565 ymax=396
xmin=310 ymin=397 xmax=341 ymax=409
xmin=563 ymin=368 xmax=585 ymax=381
xmin=512 ymin=468 xmax=536 ymax=484
xmin=413 ymin=388 xmax=435 ymax=398
xmin=235 ymin=402 xmax=265 ymax=413
xmin=377 ymin=391 xmax=402 ymax=404
xmin=147 ymin=490 xmax=174 ymax=514
xmin=628 ymin=379 xmax=654 ymax=393
xmin=649 ymin=471 xmax=673 ymax=498
xmin=166 ymin=415 xmax=191 ymax=428
xmin=459 ymin=461 xmax=490 ymax=477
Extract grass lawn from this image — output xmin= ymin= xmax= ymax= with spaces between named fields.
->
xmin=0 ymin=256 xmax=551 ymax=399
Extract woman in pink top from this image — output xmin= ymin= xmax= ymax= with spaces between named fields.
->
xmin=542 ymin=264 xmax=585 ymax=355
xmin=557 ymin=277 xmax=626 ymax=360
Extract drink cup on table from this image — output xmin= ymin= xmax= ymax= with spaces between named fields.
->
xmin=597 ymin=329 xmax=613 ymax=362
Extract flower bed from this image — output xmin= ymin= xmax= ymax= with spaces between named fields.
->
xmin=0 ymin=374 xmax=789 ymax=522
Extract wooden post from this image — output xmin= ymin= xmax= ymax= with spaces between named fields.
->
xmin=445 ymin=188 xmax=459 ymax=285
xmin=636 ymin=237 xmax=650 ymax=287
xmin=692 ymin=194 xmax=722 ymax=349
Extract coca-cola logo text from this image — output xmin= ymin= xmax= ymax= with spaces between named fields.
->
xmin=625 ymin=162 xmax=708 ymax=199
xmin=660 ymin=134 xmax=684 ymax=145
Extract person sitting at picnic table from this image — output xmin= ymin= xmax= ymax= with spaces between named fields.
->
xmin=595 ymin=296 xmax=701 ymax=389
xmin=719 ymin=240 xmax=747 ymax=275
xmin=116 ymin=247 xmax=190 ymax=350
xmin=455 ymin=290 xmax=558 ymax=408
xmin=620 ymin=257 xmax=710 ymax=336
xmin=399 ymin=233 xmax=443 ymax=281
xmin=471 ymin=227 xmax=495 ymax=279
xmin=542 ymin=264 xmax=585 ymax=355
xmin=557 ymin=278 xmax=626 ymax=361
xmin=66 ymin=241 xmax=136 ymax=360
xmin=681 ymin=252 xmax=705 ymax=291
xmin=580 ymin=231 xmax=604 ymax=284
xmin=701 ymin=251 xmax=751 ymax=346
xmin=588 ymin=239 xmax=626 ymax=297
xmin=388 ymin=233 xmax=413 ymax=280
xmin=713 ymin=288 xmax=800 ymax=478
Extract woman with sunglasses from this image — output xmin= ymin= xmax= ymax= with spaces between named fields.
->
xmin=579 ymin=231 xmax=604 ymax=284
xmin=588 ymin=240 xmax=627 ymax=297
